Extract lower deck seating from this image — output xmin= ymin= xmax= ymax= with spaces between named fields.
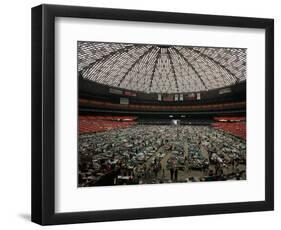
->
xmin=214 ymin=116 xmax=246 ymax=122
xmin=79 ymin=116 xmax=136 ymax=133
xmin=212 ymin=122 xmax=246 ymax=140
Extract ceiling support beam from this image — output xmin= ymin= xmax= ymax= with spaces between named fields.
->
xmin=81 ymin=44 xmax=135 ymax=75
xmin=191 ymin=48 xmax=240 ymax=83
xmin=149 ymin=48 xmax=161 ymax=92
xmin=172 ymin=47 xmax=208 ymax=90
xmin=167 ymin=48 xmax=179 ymax=93
xmin=117 ymin=46 xmax=155 ymax=87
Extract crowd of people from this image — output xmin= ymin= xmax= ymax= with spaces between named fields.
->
xmin=78 ymin=123 xmax=246 ymax=187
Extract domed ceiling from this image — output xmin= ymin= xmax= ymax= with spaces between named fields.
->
xmin=78 ymin=41 xmax=246 ymax=94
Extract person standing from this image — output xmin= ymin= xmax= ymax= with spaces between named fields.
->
xmin=170 ymin=168 xmax=174 ymax=181
xmin=175 ymin=168 xmax=178 ymax=182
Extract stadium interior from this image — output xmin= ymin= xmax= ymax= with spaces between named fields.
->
xmin=78 ymin=42 xmax=246 ymax=187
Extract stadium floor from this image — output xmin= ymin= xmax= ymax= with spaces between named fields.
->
xmin=78 ymin=124 xmax=246 ymax=187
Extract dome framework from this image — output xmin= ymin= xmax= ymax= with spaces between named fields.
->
xmin=78 ymin=41 xmax=246 ymax=94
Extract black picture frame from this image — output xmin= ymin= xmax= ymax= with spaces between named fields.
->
xmin=31 ymin=4 xmax=274 ymax=225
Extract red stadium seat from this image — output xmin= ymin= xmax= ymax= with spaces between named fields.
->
xmin=79 ymin=115 xmax=136 ymax=134
xmin=212 ymin=120 xmax=246 ymax=140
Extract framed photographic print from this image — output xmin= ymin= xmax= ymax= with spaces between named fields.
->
xmin=31 ymin=4 xmax=274 ymax=225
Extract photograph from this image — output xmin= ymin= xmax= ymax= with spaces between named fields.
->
xmin=77 ymin=41 xmax=247 ymax=187
xmin=29 ymin=3 xmax=274 ymax=225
